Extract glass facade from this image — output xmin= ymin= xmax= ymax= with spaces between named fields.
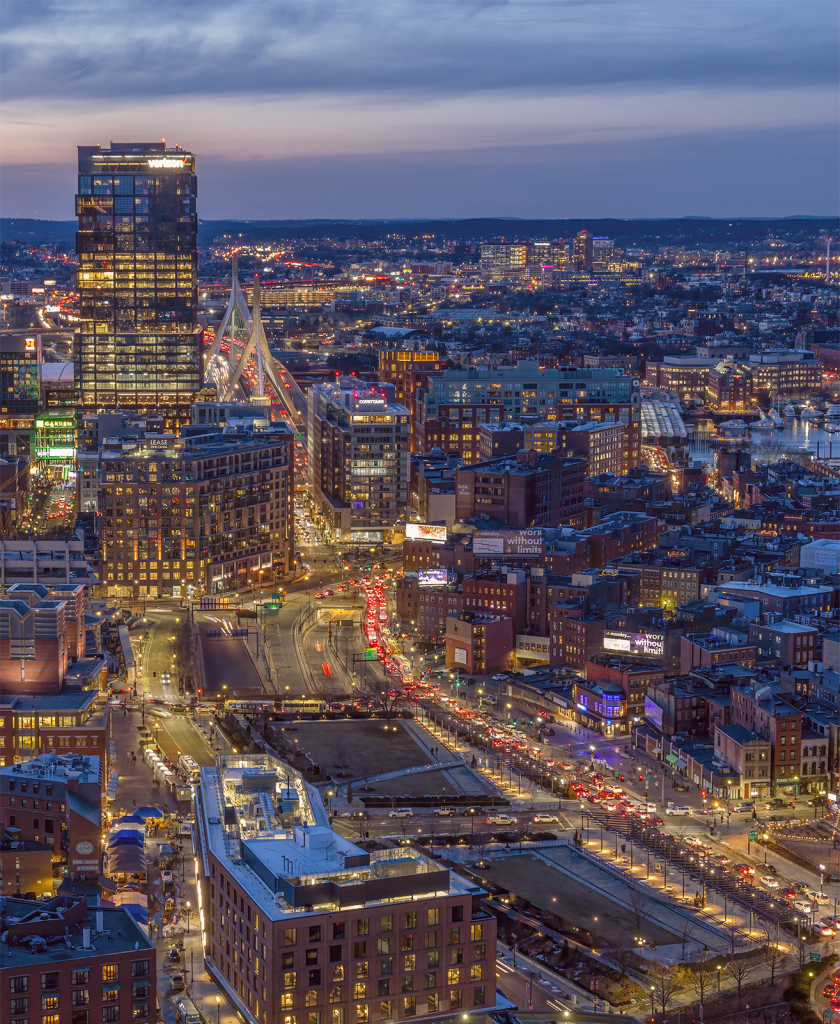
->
xmin=75 ymin=143 xmax=202 ymax=427
xmin=0 ymin=334 xmax=40 ymax=414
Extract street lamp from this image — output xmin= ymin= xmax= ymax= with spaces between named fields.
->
xmin=649 ymin=985 xmax=655 ymax=1016
xmin=185 ymin=899 xmax=191 ymax=933
xmin=216 ymin=996 xmax=221 ymax=1024
xmin=763 ymin=833 xmax=769 ymax=865
xmin=820 ymin=863 xmax=826 ymax=893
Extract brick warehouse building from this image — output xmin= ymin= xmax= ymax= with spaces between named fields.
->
xmin=0 ymin=753 xmax=104 ymax=890
xmin=1 ymin=896 xmax=155 ymax=1024
xmin=195 ymin=755 xmax=499 ymax=1024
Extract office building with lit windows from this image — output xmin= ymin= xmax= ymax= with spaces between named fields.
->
xmin=195 ymin=754 xmax=498 ymax=1024
xmin=74 ymin=142 xmax=207 ymax=429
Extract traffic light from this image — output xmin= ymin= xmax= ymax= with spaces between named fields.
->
xmin=701 ymin=789 xmax=707 ymax=798
xmin=638 ymin=774 xmax=643 ymax=781
xmin=620 ymin=775 xmax=625 ymax=782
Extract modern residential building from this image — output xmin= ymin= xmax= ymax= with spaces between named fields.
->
xmin=75 ymin=141 xmax=205 ymax=428
xmin=0 ymin=896 xmax=155 ymax=1024
xmin=0 ymin=330 xmax=40 ymax=418
xmin=572 ymin=231 xmax=593 ymax=272
xmin=194 ymin=753 xmax=498 ymax=1024
xmin=307 ymin=380 xmax=409 ymax=543
xmin=99 ymin=424 xmax=295 ymax=599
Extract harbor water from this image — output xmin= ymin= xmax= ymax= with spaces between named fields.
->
xmin=687 ymin=415 xmax=840 ymax=466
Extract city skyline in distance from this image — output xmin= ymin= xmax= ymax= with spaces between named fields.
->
xmin=1 ymin=0 xmax=838 ymax=221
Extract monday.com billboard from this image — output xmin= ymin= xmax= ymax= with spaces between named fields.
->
xmin=603 ymin=630 xmax=665 ymax=657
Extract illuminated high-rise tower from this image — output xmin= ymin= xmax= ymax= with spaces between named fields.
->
xmin=74 ymin=142 xmax=204 ymax=427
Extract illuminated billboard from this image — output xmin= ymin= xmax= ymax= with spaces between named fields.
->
xmin=418 ymin=568 xmax=448 ymax=587
xmin=474 ymin=529 xmax=544 ymax=556
xmin=406 ymin=523 xmax=447 ymax=544
xmin=473 ymin=536 xmax=505 ymax=554
xmin=644 ymin=696 xmax=664 ymax=730
xmin=603 ymin=631 xmax=665 ymax=657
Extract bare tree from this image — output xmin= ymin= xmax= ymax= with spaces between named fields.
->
xmin=724 ymin=954 xmax=756 ymax=998
xmin=334 ymin=740 xmax=348 ymax=769
xmin=759 ymin=920 xmax=787 ymax=984
xmin=356 ymin=753 xmax=377 ymax=789
xmin=470 ymin=830 xmax=492 ymax=868
xmin=649 ymin=964 xmax=682 ymax=1013
xmin=721 ymin=922 xmax=743 ymax=958
xmin=629 ymin=889 xmax=652 ymax=941
xmin=686 ymin=960 xmax=719 ymax=1006
xmin=750 ymin=439 xmax=793 ymax=465
xmin=678 ymin=919 xmax=695 ymax=962
xmin=606 ymin=945 xmax=634 ymax=982
xmin=358 ymin=675 xmax=408 ymax=729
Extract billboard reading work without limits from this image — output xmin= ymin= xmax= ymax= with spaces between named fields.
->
xmin=473 ymin=529 xmax=544 ymax=556
xmin=418 ymin=568 xmax=448 ymax=587
xmin=406 ymin=523 xmax=447 ymax=544
xmin=603 ymin=631 xmax=665 ymax=657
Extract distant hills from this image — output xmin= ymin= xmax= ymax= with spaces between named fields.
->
xmin=2 ymin=215 xmax=838 ymax=248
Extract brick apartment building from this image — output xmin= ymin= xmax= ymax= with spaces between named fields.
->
xmin=747 ymin=619 xmax=819 ymax=667
xmin=395 ymin=576 xmax=464 ymax=641
xmin=100 ymin=424 xmax=295 ymax=599
xmin=445 ymin=613 xmax=514 ymax=675
xmin=196 ymin=756 xmax=499 ymax=1024
xmin=680 ymin=629 xmax=758 ymax=675
xmin=729 ymin=684 xmax=804 ymax=797
xmin=584 ymin=655 xmax=667 ymax=727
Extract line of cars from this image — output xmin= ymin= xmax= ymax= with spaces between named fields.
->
xmin=823 ymin=972 xmax=840 ymax=1016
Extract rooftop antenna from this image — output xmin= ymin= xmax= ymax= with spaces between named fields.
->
xmin=827 ymin=237 xmax=832 ymax=285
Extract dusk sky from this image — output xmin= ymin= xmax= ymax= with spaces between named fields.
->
xmin=2 ymin=0 xmax=838 ymax=221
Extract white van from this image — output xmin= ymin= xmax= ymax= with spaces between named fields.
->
xmin=666 ymin=805 xmax=691 ymax=816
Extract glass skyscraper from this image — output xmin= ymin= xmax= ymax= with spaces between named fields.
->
xmin=75 ymin=142 xmax=204 ymax=427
